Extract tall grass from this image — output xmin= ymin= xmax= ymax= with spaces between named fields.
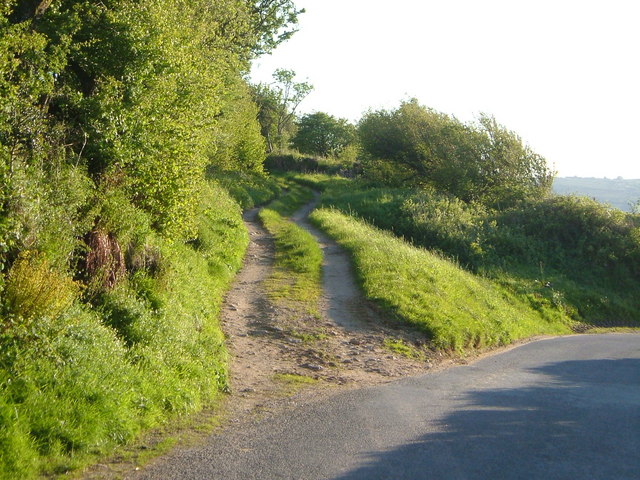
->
xmin=310 ymin=208 xmax=571 ymax=352
xmin=0 ymin=182 xmax=246 ymax=478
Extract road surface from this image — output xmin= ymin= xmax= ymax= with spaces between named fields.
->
xmin=133 ymin=334 xmax=640 ymax=480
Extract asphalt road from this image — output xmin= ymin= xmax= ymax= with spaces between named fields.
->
xmin=133 ymin=334 xmax=640 ymax=480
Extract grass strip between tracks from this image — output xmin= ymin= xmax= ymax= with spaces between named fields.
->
xmin=258 ymin=185 xmax=323 ymax=314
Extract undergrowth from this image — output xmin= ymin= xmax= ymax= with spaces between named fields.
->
xmin=0 ymin=182 xmax=246 ymax=479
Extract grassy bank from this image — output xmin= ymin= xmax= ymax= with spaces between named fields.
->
xmin=0 ymin=182 xmax=248 ymax=479
xmin=310 ymin=208 xmax=571 ymax=352
xmin=290 ymin=174 xmax=640 ymax=328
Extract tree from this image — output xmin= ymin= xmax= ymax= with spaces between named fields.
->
xmin=0 ymin=0 xmax=300 ymax=260
xmin=252 ymin=68 xmax=312 ymax=152
xmin=248 ymin=0 xmax=305 ymax=56
xmin=358 ymin=99 xmax=554 ymax=205
xmin=292 ymin=112 xmax=356 ymax=157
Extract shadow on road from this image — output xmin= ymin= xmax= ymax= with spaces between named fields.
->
xmin=333 ymin=358 xmax=640 ymax=480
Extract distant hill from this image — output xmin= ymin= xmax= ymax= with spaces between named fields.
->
xmin=553 ymin=177 xmax=640 ymax=212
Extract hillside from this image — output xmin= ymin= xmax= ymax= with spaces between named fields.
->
xmin=553 ymin=177 xmax=640 ymax=212
xmin=2 ymin=3 xmax=639 ymax=477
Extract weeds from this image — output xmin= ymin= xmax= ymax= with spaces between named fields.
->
xmin=273 ymin=373 xmax=318 ymax=396
xmin=0 ymin=182 xmax=245 ymax=478
xmin=3 ymin=251 xmax=80 ymax=326
xmin=383 ymin=338 xmax=424 ymax=360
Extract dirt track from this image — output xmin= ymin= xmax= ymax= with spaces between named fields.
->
xmin=219 ymin=199 xmax=441 ymax=418
xmin=84 ymin=199 xmax=447 ymax=479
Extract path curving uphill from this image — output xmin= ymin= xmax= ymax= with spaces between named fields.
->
xmin=119 ymin=198 xmax=640 ymax=480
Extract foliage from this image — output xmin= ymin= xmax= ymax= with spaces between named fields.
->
xmin=358 ymin=99 xmax=554 ymax=205
xmin=0 ymin=0 xmax=293 ymax=248
xmin=212 ymin=170 xmax=282 ymax=209
xmin=265 ymin=151 xmax=321 ymax=173
xmin=211 ymin=73 xmax=267 ymax=174
xmin=3 ymin=251 xmax=79 ymax=325
xmin=252 ymin=69 xmax=313 ymax=152
xmin=292 ymin=112 xmax=357 ymax=157
xmin=0 ymin=0 xmax=305 ymax=475
xmin=310 ymin=208 xmax=570 ymax=352
xmin=0 ymin=182 xmax=247 ymax=478
xmin=248 ymin=0 xmax=305 ymax=56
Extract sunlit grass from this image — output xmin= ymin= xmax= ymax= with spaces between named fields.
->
xmin=310 ymin=208 xmax=571 ymax=353
xmin=258 ymin=185 xmax=323 ymax=313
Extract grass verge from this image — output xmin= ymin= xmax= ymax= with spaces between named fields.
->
xmin=0 ymin=183 xmax=247 ymax=479
xmin=310 ymin=208 xmax=572 ymax=353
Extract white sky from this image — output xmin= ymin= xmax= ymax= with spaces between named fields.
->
xmin=251 ymin=0 xmax=640 ymax=179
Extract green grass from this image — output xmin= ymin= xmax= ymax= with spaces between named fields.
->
xmin=310 ymin=208 xmax=572 ymax=353
xmin=383 ymin=338 xmax=425 ymax=360
xmin=297 ymin=175 xmax=640 ymax=327
xmin=0 ymin=182 xmax=247 ymax=479
xmin=258 ymin=185 xmax=323 ymax=311
xmin=272 ymin=373 xmax=318 ymax=396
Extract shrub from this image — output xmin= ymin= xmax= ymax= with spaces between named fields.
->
xmin=3 ymin=251 xmax=79 ymax=327
xmin=264 ymin=152 xmax=322 ymax=173
xmin=358 ymin=100 xmax=553 ymax=205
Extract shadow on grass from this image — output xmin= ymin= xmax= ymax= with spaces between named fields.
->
xmin=333 ymin=358 xmax=640 ymax=480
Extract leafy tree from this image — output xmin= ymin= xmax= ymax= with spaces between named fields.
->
xmin=292 ymin=112 xmax=356 ymax=157
xmin=0 ymin=0 xmax=299 ymax=243
xmin=358 ymin=99 xmax=554 ymax=205
xmin=248 ymin=0 xmax=305 ymax=56
xmin=211 ymin=72 xmax=266 ymax=173
xmin=473 ymin=114 xmax=554 ymax=206
xmin=252 ymin=68 xmax=312 ymax=152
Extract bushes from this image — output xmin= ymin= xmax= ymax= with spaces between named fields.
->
xmin=357 ymin=100 xmax=554 ymax=205
xmin=264 ymin=152 xmax=322 ymax=173
xmin=497 ymin=195 xmax=640 ymax=275
xmin=3 ymin=251 xmax=79 ymax=326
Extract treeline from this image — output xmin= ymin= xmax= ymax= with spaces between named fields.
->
xmin=268 ymin=99 xmax=554 ymax=206
xmin=0 ymin=0 xmax=296 ymax=477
